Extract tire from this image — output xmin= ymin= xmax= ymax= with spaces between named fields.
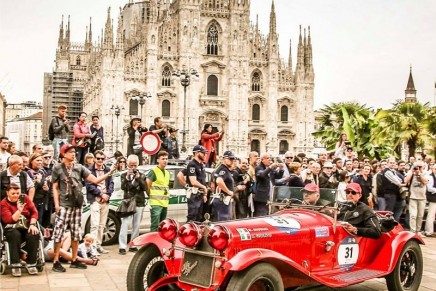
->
xmin=126 ymin=245 xmax=169 ymax=291
xmin=386 ymin=240 xmax=423 ymax=291
xmin=85 ymin=211 xmax=121 ymax=246
xmin=227 ymin=262 xmax=284 ymax=291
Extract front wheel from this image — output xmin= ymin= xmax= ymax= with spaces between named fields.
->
xmin=227 ymin=262 xmax=284 ymax=291
xmin=386 ymin=240 xmax=423 ymax=291
xmin=126 ymin=245 xmax=168 ymax=291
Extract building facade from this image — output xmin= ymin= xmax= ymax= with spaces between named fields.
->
xmin=44 ymin=0 xmax=316 ymax=157
xmin=5 ymin=112 xmax=43 ymax=154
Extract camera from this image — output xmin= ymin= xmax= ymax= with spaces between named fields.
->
xmin=132 ymin=169 xmax=139 ymax=175
xmin=19 ymin=194 xmax=25 ymax=204
xmin=413 ymin=167 xmax=419 ymax=171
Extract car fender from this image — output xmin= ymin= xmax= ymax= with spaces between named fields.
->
xmin=130 ymin=232 xmax=172 ymax=249
xmin=371 ymin=231 xmax=424 ymax=271
xmin=223 ymin=248 xmax=311 ymax=276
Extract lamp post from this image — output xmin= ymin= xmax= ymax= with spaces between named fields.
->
xmin=111 ymin=105 xmax=124 ymax=151
xmin=132 ymin=92 xmax=152 ymax=120
xmin=172 ymin=66 xmax=199 ymax=153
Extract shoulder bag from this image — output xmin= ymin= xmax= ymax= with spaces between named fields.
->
xmin=116 ymin=197 xmax=136 ymax=218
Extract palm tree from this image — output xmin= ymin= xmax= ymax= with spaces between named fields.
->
xmin=374 ymin=101 xmax=431 ymax=158
xmin=313 ymin=102 xmax=394 ymax=159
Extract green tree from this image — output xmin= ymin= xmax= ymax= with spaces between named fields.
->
xmin=313 ymin=102 xmax=394 ymax=159
xmin=374 ymin=101 xmax=432 ymax=158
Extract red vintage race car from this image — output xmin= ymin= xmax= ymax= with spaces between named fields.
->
xmin=126 ymin=188 xmax=424 ymax=291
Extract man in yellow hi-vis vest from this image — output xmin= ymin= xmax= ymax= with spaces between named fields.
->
xmin=146 ymin=151 xmax=170 ymax=232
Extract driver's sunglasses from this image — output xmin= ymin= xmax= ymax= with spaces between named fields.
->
xmin=345 ymin=190 xmax=359 ymax=195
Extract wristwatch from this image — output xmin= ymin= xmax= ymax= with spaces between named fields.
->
xmin=353 ymin=228 xmax=358 ymax=235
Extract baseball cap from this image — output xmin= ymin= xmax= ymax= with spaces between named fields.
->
xmin=193 ymin=145 xmax=208 ymax=153
xmin=60 ymin=144 xmax=76 ymax=156
xmin=345 ymin=182 xmax=362 ymax=193
xmin=223 ymin=150 xmax=236 ymax=159
xmin=323 ymin=161 xmax=334 ymax=168
xmin=301 ymin=183 xmax=320 ymax=193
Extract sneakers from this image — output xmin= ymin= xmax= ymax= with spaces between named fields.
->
xmin=119 ymin=249 xmax=126 ymax=255
xmin=52 ymin=261 xmax=66 ymax=273
xmin=26 ymin=264 xmax=38 ymax=275
xmin=12 ymin=267 xmax=21 ymax=277
xmin=129 ymin=247 xmax=138 ymax=253
xmin=70 ymin=260 xmax=87 ymax=269
xmin=97 ymin=246 xmax=109 ymax=254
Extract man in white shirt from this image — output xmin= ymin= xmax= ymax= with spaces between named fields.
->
xmin=0 ymin=136 xmax=11 ymax=171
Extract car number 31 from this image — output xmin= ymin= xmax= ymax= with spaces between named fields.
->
xmin=338 ymin=237 xmax=360 ymax=270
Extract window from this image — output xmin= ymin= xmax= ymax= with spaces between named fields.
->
xmin=162 ymin=100 xmax=170 ymax=117
xmin=76 ymin=56 xmax=81 ymax=66
xmin=129 ymin=99 xmax=138 ymax=116
xmin=252 ymin=104 xmax=260 ymax=121
xmin=162 ymin=66 xmax=171 ymax=87
xmin=207 ymin=23 xmax=219 ymax=55
xmin=251 ymin=72 xmax=261 ymax=91
xmin=251 ymin=140 xmax=260 ymax=153
xmin=281 ymin=105 xmax=288 ymax=122
xmin=207 ymin=75 xmax=218 ymax=96
xmin=279 ymin=140 xmax=289 ymax=155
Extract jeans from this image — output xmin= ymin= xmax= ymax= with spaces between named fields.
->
xmin=90 ymin=201 xmax=109 ymax=247
xmin=150 ymin=206 xmax=168 ymax=232
xmin=425 ymin=202 xmax=436 ymax=235
xmin=409 ymin=199 xmax=426 ymax=233
xmin=384 ymin=193 xmax=399 ymax=212
xmin=119 ymin=206 xmax=144 ymax=250
xmin=53 ymin=138 xmax=68 ymax=161
xmin=76 ymin=146 xmax=89 ymax=165
xmin=36 ymin=202 xmax=47 ymax=226
xmin=393 ymin=199 xmax=406 ymax=222
xmin=377 ymin=197 xmax=386 ymax=211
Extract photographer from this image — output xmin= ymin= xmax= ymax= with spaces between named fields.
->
xmin=126 ymin=117 xmax=148 ymax=165
xmin=119 ymin=155 xmax=148 ymax=254
xmin=404 ymin=161 xmax=429 ymax=234
xmin=50 ymin=104 xmax=70 ymax=161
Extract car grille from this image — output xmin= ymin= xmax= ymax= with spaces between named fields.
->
xmin=179 ymin=229 xmax=216 ymax=288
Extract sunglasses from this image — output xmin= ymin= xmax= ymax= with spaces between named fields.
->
xmin=43 ymin=156 xmax=51 ymax=159
xmin=95 ymin=157 xmax=105 ymax=161
xmin=119 ymin=160 xmax=126 ymax=163
xmin=345 ymin=190 xmax=359 ymax=195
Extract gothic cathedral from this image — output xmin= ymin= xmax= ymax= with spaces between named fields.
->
xmin=44 ymin=0 xmax=315 ymax=158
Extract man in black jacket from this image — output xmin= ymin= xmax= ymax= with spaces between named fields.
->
xmin=338 ymin=183 xmax=381 ymax=239
xmin=253 ymin=153 xmax=278 ymax=217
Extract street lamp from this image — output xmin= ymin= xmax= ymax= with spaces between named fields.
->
xmin=111 ymin=105 xmax=124 ymax=151
xmin=172 ymin=66 xmax=199 ymax=152
xmin=132 ymin=92 xmax=152 ymax=119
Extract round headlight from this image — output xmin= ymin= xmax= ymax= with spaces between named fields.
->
xmin=158 ymin=218 xmax=179 ymax=242
xmin=207 ymin=225 xmax=230 ymax=251
xmin=178 ymin=223 xmax=203 ymax=247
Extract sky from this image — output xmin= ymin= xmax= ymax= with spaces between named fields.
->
xmin=1 ymin=0 xmax=435 ymax=110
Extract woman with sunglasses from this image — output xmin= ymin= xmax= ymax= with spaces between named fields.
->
xmin=338 ymin=183 xmax=381 ymax=239
xmin=116 ymin=156 xmax=127 ymax=171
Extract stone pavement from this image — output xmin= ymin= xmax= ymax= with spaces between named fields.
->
xmin=1 ymin=236 xmax=435 ymax=291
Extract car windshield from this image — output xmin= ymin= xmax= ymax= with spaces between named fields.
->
xmin=272 ymin=186 xmax=338 ymax=206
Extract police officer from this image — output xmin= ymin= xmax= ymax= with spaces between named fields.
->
xmin=186 ymin=145 xmax=208 ymax=222
xmin=212 ymin=151 xmax=235 ymax=221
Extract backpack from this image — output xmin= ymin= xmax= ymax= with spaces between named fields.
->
xmin=48 ymin=117 xmax=60 ymax=141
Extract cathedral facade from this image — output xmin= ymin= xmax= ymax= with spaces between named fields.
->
xmin=44 ymin=0 xmax=315 ymax=158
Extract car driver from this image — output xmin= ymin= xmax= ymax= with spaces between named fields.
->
xmin=338 ymin=183 xmax=381 ymax=239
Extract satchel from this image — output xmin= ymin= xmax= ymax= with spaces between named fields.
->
xmin=116 ymin=197 xmax=136 ymax=218
xmin=61 ymin=164 xmax=84 ymax=208
xmin=5 ymin=215 xmax=29 ymax=230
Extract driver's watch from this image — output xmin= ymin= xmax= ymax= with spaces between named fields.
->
xmin=353 ymin=228 xmax=358 ymax=235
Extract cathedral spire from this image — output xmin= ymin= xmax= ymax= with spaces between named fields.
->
xmin=58 ymin=15 xmax=64 ymax=49
xmin=305 ymin=26 xmax=314 ymax=83
xmin=65 ymin=15 xmax=70 ymax=47
xmin=116 ymin=8 xmax=124 ymax=51
xmin=288 ymin=38 xmax=292 ymax=73
xmin=89 ymin=17 xmax=93 ymax=45
xmin=295 ymin=25 xmax=305 ymax=83
xmin=103 ymin=7 xmax=114 ymax=51
xmin=405 ymin=65 xmax=417 ymax=103
xmin=269 ymin=0 xmax=276 ymax=36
